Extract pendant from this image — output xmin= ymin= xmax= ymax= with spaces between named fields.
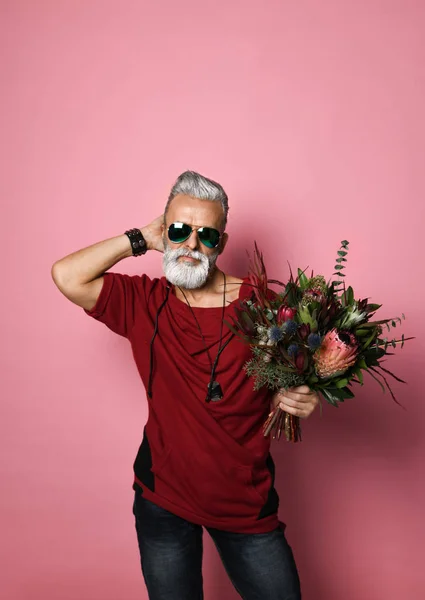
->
xmin=207 ymin=380 xmax=223 ymax=402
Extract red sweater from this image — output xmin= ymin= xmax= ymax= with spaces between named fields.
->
xmin=84 ymin=272 xmax=280 ymax=533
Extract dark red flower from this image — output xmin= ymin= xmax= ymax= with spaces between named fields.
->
xmin=277 ymin=305 xmax=297 ymax=324
xmin=295 ymin=352 xmax=305 ymax=372
xmin=298 ymin=323 xmax=311 ymax=339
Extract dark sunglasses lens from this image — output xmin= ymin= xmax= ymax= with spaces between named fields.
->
xmin=198 ymin=227 xmax=220 ymax=248
xmin=168 ymin=223 xmax=192 ymax=243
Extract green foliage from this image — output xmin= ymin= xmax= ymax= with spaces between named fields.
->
xmin=341 ymin=286 xmax=354 ymax=307
xmin=244 ymin=348 xmax=305 ymax=390
xmin=297 ymin=304 xmax=318 ymax=331
xmin=362 ymin=347 xmax=387 ymax=366
xmin=297 ymin=268 xmax=310 ymax=290
xmin=353 ymin=366 xmax=364 ymax=384
xmin=320 ymin=385 xmax=355 ymax=406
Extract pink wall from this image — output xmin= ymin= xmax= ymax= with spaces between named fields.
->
xmin=2 ymin=1 xmax=424 ymax=598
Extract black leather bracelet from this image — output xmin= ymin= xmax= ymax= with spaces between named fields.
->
xmin=124 ymin=228 xmax=148 ymax=256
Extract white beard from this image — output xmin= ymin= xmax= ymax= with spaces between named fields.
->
xmin=162 ymin=244 xmax=219 ymax=289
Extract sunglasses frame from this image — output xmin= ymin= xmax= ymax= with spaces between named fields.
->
xmin=167 ymin=221 xmax=222 ymax=249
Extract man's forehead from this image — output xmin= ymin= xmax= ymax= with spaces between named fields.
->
xmin=166 ymin=194 xmax=224 ymax=224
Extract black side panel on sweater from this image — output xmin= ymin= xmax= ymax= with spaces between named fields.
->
xmin=132 ymin=428 xmax=155 ymax=492
xmin=257 ymin=453 xmax=279 ymax=520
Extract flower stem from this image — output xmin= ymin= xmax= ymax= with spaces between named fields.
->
xmin=263 ymin=407 xmax=303 ymax=442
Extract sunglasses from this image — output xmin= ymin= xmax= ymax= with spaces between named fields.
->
xmin=167 ymin=222 xmax=221 ymax=249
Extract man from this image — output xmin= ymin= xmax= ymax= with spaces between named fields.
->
xmin=51 ymin=170 xmax=319 ymax=599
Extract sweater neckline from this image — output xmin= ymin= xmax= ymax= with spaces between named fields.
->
xmin=164 ymin=276 xmax=250 ymax=315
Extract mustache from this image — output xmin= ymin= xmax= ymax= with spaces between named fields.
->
xmin=165 ymin=247 xmax=207 ymax=262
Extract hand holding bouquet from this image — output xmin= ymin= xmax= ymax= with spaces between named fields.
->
xmin=226 ymin=241 xmax=413 ymax=442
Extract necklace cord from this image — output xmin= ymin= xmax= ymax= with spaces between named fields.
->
xmin=178 ymin=272 xmax=230 ymax=402
xmin=148 ymin=285 xmax=171 ymax=398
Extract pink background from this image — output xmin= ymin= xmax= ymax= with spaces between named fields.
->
xmin=2 ymin=1 xmax=424 ymax=598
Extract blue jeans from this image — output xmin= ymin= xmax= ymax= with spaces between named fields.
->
xmin=132 ymin=490 xmax=302 ymax=599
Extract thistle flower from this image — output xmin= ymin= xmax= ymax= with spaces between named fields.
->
xmin=282 ymin=320 xmax=298 ymax=336
xmin=307 ymin=333 xmax=322 ymax=351
xmin=268 ymin=326 xmax=284 ymax=344
xmin=287 ymin=343 xmax=299 ymax=357
xmin=313 ymin=328 xmax=358 ymax=378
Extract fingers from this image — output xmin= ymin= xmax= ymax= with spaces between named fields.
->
xmin=277 ymin=402 xmax=308 ymax=418
xmin=143 ymin=216 xmax=166 ymax=253
xmin=279 ymin=386 xmax=313 ymax=404
xmin=285 ymin=384 xmax=312 ymax=396
xmin=276 ymin=387 xmax=319 ymax=419
xmin=277 ymin=397 xmax=310 ymax=418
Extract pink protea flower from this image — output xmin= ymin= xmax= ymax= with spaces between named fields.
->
xmin=313 ymin=329 xmax=358 ymax=378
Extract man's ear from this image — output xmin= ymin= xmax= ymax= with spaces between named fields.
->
xmin=218 ymin=232 xmax=229 ymax=255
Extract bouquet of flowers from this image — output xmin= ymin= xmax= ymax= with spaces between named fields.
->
xmin=226 ymin=241 xmax=413 ymax=442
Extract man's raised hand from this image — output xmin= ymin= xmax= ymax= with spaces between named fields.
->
xmin=141 ymin=215 xmax=165 ymax=253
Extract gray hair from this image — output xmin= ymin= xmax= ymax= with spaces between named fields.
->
xmin=165 ymin=170 xmax=229 ymax=228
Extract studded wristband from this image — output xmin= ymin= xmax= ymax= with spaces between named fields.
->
xmin=124 ymin=228 xmax=148 ymax=256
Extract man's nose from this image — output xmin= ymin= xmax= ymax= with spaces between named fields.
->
xmin=184 ymin=230 xmax=199 ymax=250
